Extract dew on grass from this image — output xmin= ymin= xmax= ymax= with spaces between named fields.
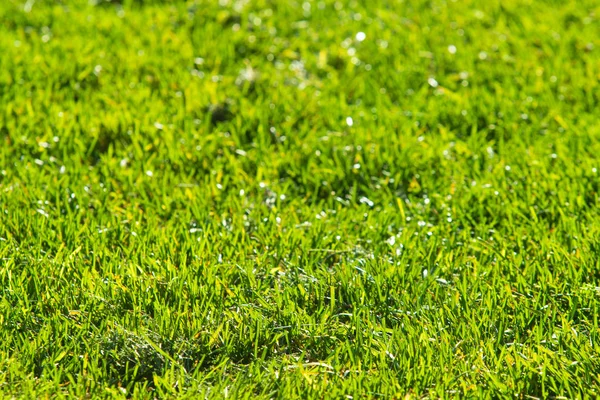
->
xmin=34 ymin=159 xmax=44 ymax=166
xmin=359 ymin=196 xmax=374 ymax=207
xmin=346 ymin=117 xmax=354 ymax=126
xmin=145 ymin=170 xmax=153 ymax=177
xmin=428 ymin=78 xmax=438 ymax=88
xmin=36 ymin=209 xmax=49 ymax=218
xmin=236 ymin=65 xmax=257 ymax=85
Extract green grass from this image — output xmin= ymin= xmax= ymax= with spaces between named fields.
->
xmin=1 ymin=0 xmax=600 ymax=397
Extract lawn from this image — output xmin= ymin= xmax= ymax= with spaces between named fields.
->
xmin=1 ymin=0 xmax=600 ymax=398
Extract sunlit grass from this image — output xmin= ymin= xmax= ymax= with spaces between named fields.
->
xmin=1 ymin=0 xmax=600 ymax=398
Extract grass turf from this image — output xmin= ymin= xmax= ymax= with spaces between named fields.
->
xmin=1 ymin=0 xmax=600 ymax=397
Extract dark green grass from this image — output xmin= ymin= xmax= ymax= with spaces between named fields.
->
xmin=1 ymin=0 xmax=600 ymax=397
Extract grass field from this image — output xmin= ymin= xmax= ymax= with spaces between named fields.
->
xmin=1 ymin=0 xmax=600 ymax=397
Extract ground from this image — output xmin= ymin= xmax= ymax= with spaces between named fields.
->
xmin=1 ymin=0 xmax=600 ymax=398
